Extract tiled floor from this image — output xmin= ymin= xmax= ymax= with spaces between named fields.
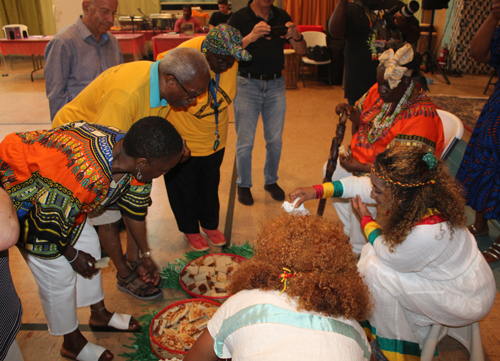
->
xmin=1 ymin=59 xmax=499 ymax=360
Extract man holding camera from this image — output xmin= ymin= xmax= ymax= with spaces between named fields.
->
xmin=228 ymin=0 xmax=306 ymax=206
xmin=329 ymin=0 xmax=420 ymax=107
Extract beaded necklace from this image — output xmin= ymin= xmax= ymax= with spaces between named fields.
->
xmin=366 ymin=80 xmax=414 ymax=144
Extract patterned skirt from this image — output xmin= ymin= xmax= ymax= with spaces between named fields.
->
xmin=456 ymin=82 xmax=500 ymax=220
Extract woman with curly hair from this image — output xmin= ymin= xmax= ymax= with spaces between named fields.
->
xmin=184 ymin=215 xmax=373 ymax=361
xmin=290 ymin=146 xmax=496 ymax=361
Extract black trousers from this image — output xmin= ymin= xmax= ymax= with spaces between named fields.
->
xmin=164 ymin=148 xmax=225 ymax=234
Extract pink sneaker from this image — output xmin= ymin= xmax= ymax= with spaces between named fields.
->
xmin=201 ymin=228 xmax=226 ymax=246
xmin=183 ymin=233 xmax=209 ymax=251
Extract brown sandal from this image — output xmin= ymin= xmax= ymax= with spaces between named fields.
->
xmin=483 ymin=243 xmax=500 ymax=263
xmin=116 ymin=267 xmax=162 ymax=301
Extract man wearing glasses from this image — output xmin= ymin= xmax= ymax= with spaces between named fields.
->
xmin=51 ymin=47 xmax=210 ymax=302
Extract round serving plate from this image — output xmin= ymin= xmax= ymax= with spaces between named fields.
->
xmin=150 ymin=298 xmax=220 ymax=359
xmin=179 ymin=253 xmax=247 ymax=301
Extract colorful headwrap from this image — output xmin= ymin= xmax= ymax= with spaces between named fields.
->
xmin=201 ymin=24 xmax=252 ymax=61
xmin=379 ymin=43 xmax=414 ymax=89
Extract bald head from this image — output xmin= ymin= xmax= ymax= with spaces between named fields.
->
xmin=82 ymin=0 xmax=118 ymax=41
xmin=158 ymin=47 xmax=211 ymax=108
xmin=159 ymin=47 xmax=210 ymax=84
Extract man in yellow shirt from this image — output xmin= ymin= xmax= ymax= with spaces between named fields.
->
xmin=53 ymin=47 xmax=210 ymax=130
xmin=52 ymin=47 xmax=211 ymax=302
xmin=157 ymin=25 xmax=251 ymax=251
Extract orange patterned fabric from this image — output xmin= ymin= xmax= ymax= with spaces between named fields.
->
xmin=351 ymin=83 xmax=445 ymax=164
xmin=0 ymin=122 xmax=151 ymax=259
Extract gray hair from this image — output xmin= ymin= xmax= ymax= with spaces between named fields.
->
xmin=159 ymin=47 xmax=210 ymax=84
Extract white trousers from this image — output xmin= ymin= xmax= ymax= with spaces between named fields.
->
xmin=4 ymin=340 xmax=23 ymax=361
xmin=324 ymin=160 xmax=377 ymax=255
xmin=21 ymin=220 xmax=104 ymax=336
xmin=88 ymin=209 xmax=121 ymax=226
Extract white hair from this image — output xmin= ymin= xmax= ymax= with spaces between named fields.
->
xmin=159 ymin=47 xmax=210 ymax=84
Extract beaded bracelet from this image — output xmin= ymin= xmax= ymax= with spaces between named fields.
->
xmin=68 ymin=249 xmax=79 ymax=264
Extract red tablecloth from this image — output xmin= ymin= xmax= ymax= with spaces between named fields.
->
xmin=152 ymin=33 xmax=206 ymax=59
xmin=0 ymin=34 xmax=145 ymax=59
xmin=113 ymin=33 xmax=146 ymax=60
xmin=111 ymin=30 xmax=161 ymax=42
xmin=0 ymin=36 xmax=53 ymax=55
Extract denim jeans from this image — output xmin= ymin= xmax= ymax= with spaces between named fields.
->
xmin=234 ymin=75 xmax=287 ymax=188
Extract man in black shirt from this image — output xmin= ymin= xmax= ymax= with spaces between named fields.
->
xmin=228 ymin=0 xmax=306 ymax=206
xmin=329 ymin=0 xmax=420 ymax=106
xmin=209 ymin=0 xmax=232 ymax=29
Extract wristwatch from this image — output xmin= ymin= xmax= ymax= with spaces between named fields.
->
xmin=140 ymin=250 xmax=151 ymax=258
xmin=294 ymin=33 xmax=304 ymax=42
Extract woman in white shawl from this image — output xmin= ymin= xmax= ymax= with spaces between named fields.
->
xmin=290 ymin=146 xmax=496 ymax=361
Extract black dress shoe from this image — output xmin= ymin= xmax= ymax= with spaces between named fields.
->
xmin=264 ymin=183 xmax=285 ymax=201
xmin=237 ymin=186 xmax=254 ymax=206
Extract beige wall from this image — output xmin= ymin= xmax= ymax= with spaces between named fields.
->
xmin=51 ymin=0 xmax=81 ymax=33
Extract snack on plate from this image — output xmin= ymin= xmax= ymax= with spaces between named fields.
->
xmin=180 ymin=253 xmax=246 ymax=299
xmin=151 ymin=299 xmax=220 ymax=355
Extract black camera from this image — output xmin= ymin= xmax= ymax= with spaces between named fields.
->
xmin=388 ymin=1 xmax=420 ymax=18
xmin=266 ymin=26 xmax=288 ymax=38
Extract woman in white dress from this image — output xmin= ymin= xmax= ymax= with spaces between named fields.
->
xmin=290 ymin=146 xmax=496 ymax=361
xmin=184 ymin=215 xmax=373 ymax=361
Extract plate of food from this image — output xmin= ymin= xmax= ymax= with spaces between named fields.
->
xmin=150 ymin=298 xmax=220 ymax=359
xmin=179 ymin=253 xmax=247 ymax=301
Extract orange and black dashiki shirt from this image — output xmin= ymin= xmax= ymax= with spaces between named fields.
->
xmin=352 ymin=83 xmax=445 ymax=164
xmin=0 ymin=121 xmax=151 ymax=259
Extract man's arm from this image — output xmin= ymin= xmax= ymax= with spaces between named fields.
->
xmin=286 ymin=22 xmax=307 ymax=55
xmin=44 ymin=39 xmax=72 ymax=120
xmin=328 ymin=0 xmax=349 ymax=39
xmin=174 ymin=19 xmax=181 ymax=32
xmin=471 ymin=0 xmax=500 ymax=64
xmin=393 ymin=12 xmax=420 ymax=43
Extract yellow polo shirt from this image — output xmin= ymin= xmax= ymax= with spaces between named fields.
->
xmin=52 ymin=61 xmax=171 ymax=131
xmin=157 ymin=36 xmax=238 ymax=156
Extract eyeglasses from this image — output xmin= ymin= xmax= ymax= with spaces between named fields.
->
xmin=167 ymin=74 xmax=203 ymax=100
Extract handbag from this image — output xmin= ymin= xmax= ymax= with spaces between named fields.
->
xmin=306 ymin=45 xmax=331 ymax=62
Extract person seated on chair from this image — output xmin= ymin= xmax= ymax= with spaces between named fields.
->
xmin=328 ymin=41 xmax=444 ymax=256
xmin=174 ymin=5 xmax=201 ymax=34
xmin=0 ymin=117 xmax=183 ymax=361
xmin=184 ymin=214 xmax=373 ymax=361
xmin=290 ymin=145 xmax=497 ymax=361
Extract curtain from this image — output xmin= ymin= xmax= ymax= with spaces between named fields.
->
xmin=282 ymin=0 xmax=337 ymax=29
xmin=0 ymin=0 xmax=55 ymax=36
xmin=117 ymin=0 xmax=160 ymax=17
